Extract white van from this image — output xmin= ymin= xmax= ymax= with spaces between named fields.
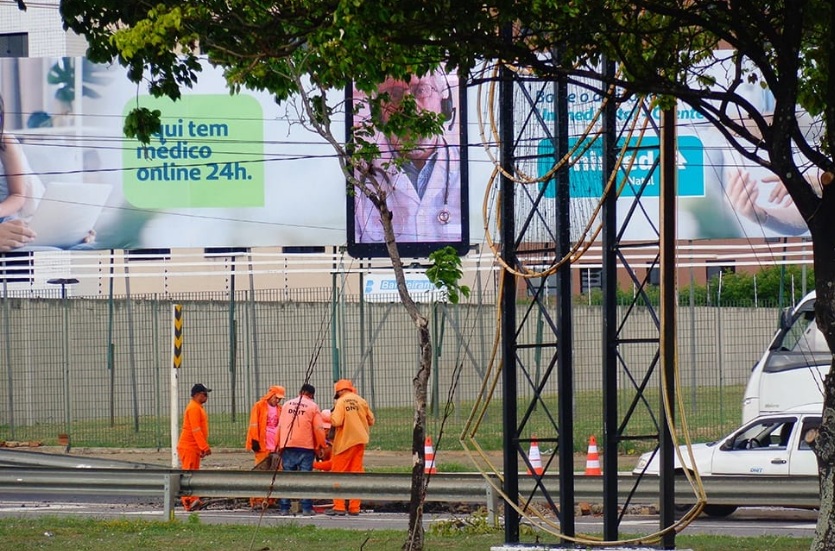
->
xmin=634 ymin=405 xmax=822 ymax=517
xmin=741 ymin=291 xmax=829 ymax=423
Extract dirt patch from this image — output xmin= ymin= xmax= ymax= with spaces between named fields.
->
xmin=20 ymin=445 xmax=637 ymax=473
xmin=46 ymin=447 xmax=498 ymax=471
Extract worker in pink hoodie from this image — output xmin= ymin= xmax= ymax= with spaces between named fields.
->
xmin=245 ymin=385 xmax=285 ymax=509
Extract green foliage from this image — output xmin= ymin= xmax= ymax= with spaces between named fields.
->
xmin=427 ymin=247 xmax=471 ymax=304
xmin=580 ymin=265 xmax=814 ymax=308
xmin=61 ymin=0 xmax=453 ymax=155
xmin=60 ymin=0 xmax=835 ymax=180
xmin=683 ymin=265 xmax=814 ymax=307
xmin=47 ymin=58 xmax=77 ymax=103
xmin=123 ymin=107 xmax=162 ymax=145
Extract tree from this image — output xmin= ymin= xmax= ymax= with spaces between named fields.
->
xmin=429 ymin=2 xmax=833 ymax=548
xmin=57 ymin=2 xmax=468 ymax=549
xmin=54 ymin=0 xmax=835 ymax=548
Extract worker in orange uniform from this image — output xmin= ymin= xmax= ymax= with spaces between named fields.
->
xmin=276 ymin=383 xmax=326 ymax=516
xmin=178 ymin=383 xmax=212 ymax=511
xmin=325 ymin=379 xmax=375 ymax=516
xmin=246 ymin=385 xmax=285 ymax=509
xmin=313 ymin=408 xmax=333 ymax=472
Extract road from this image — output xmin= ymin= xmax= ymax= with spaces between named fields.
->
xmin=0 ymin=448 xmax=819 ymax=540
xmin=0 ymin=494 xmax=817 ymax=539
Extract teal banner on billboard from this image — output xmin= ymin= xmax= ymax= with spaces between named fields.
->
xmin=537 ymin=135 xmax=706 ymax=198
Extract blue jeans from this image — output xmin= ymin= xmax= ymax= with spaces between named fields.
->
xmin=279 ymin=447 xmax=315 ymax=512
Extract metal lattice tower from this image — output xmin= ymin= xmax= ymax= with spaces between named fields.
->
xmin=468 ymin=59 xmax=684 ymax=547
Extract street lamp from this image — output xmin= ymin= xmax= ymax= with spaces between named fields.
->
xmin=47 ymin=278 xmax=79 ymax=451
xmin=47 ymin=278 xmax=79 ymax=299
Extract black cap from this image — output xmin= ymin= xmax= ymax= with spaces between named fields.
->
xmin=300 ymin=383 xmax=316 ymax=397
xmin=191 ymin=383 xmax=212 ymax=396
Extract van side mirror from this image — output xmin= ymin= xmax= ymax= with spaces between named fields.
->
xmin=779 ymin=308 xmax=793 ymax=330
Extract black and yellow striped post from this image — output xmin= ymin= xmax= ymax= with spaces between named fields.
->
xmin=170 ymin=304 xmax=184 ymax=471
xmin=172 ymin=305 xmax=184 ymax=369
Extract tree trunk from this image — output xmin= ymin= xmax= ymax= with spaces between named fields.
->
xmin=404 ymin=321 xmax=432 ymax=551
xmin=808 ymin=188 xmax=835 ymax=551
xmin=373 ymin=200 xmax=430 ymax=551
xmin=814 ymin=366 xmax=835 ymax=551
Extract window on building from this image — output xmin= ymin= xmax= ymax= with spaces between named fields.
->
xmin=283 ymin=246 xmax=326 ymax=254
xmin=647 ymin=267 xmax=660 ymax=286
xmin=0 ymin=252 xmax=34 ymax=283
xmin=579 ymin=267 xmax=602 ymax=293
xmin=0 ymin=33 xmax=28 ymax=57
xmin=204 ymin=247 xmax=248 ymax=257
xmin=125 ymin=248 xmax=171 ymax=261
xmin=706 ymin=263 xmax=735 ymax=282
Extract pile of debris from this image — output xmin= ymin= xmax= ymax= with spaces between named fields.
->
xmin=0 ymin=440 xmax=42 ymax=448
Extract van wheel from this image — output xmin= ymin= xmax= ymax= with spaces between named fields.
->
xmin=703 ymin=505 xmax=737 ymax=518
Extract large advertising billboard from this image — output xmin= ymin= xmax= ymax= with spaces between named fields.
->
xmin=0 ymin=56 xmax=815 ymax=256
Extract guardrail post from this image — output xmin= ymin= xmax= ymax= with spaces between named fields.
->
xmin=164 ymin=473 xmax=180 ymax=521
xmin=486 ymin=484 xmax=499 ymax=526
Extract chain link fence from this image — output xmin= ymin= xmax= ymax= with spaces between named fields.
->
xmin=0 ymin=288 xmax=781 ymax=454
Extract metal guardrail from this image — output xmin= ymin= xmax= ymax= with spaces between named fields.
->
xmin=0 ymin=448 xmax=820 ymax=520
xmin=0 ymin=467 xmax=820 ymax=509
xmin=0 ymin=448 xmax=151 ymax=470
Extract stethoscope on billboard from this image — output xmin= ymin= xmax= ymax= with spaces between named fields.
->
xmin=380 ymin=139 xmax=452 ymax=225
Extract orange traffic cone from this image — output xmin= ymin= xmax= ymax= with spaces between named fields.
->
xmin=527 ymin=436 xmax=544 ymax=475
xmin=424 ymin=436 xmax=437 ymax=474
xmin=585 ymin=435 xmax=602 ymax=475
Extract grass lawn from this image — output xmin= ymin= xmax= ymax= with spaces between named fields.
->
xmin=0 ymin=515 xmax=810 ymax=551
xmin=3 ymin=385 xmax=746 ymax=456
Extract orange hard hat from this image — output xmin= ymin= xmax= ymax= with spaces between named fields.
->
xmin=334 ymin=379 xmax=353 ymax=393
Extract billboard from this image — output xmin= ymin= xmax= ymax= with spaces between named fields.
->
xmin=0 ymin=56 xmax=815 ymax=256
xmin=530 ymin=72 xmax=814 ymax=242
xmin=0 ymin=56 xmax=348 ymax=251
xmin=346 ymin=66 xmax=469 ymax=258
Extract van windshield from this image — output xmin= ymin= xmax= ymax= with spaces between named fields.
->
xmin=777 ymin=303 xmax=827 ymax=353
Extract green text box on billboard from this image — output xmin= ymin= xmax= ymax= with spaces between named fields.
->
xmin=122 ymin=94 xmax=264 ymax=208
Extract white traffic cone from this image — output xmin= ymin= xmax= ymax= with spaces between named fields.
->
xmin=527 ymin=436 xmax=543 ymax=475
xmin=585 ymin=435 xmax=602 ymax=475
xmin=424 ymin=436 xmax=437 ymax=474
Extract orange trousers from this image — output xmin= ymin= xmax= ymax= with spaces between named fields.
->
xmin=330 ymin=444 xmax=365 ymax=514
xmin=178 ymin=447 xmax=202 ymax=510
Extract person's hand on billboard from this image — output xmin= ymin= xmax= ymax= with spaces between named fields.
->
xmin=760 ymin=174 xmax=794 ymax=207
xmin=727 ymin=168 xmax=807 ymax=235
xmin=0 ymin=219 xmax=35 ymax=251
xmin=727 ymin=168 xmax=762 ymax=222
